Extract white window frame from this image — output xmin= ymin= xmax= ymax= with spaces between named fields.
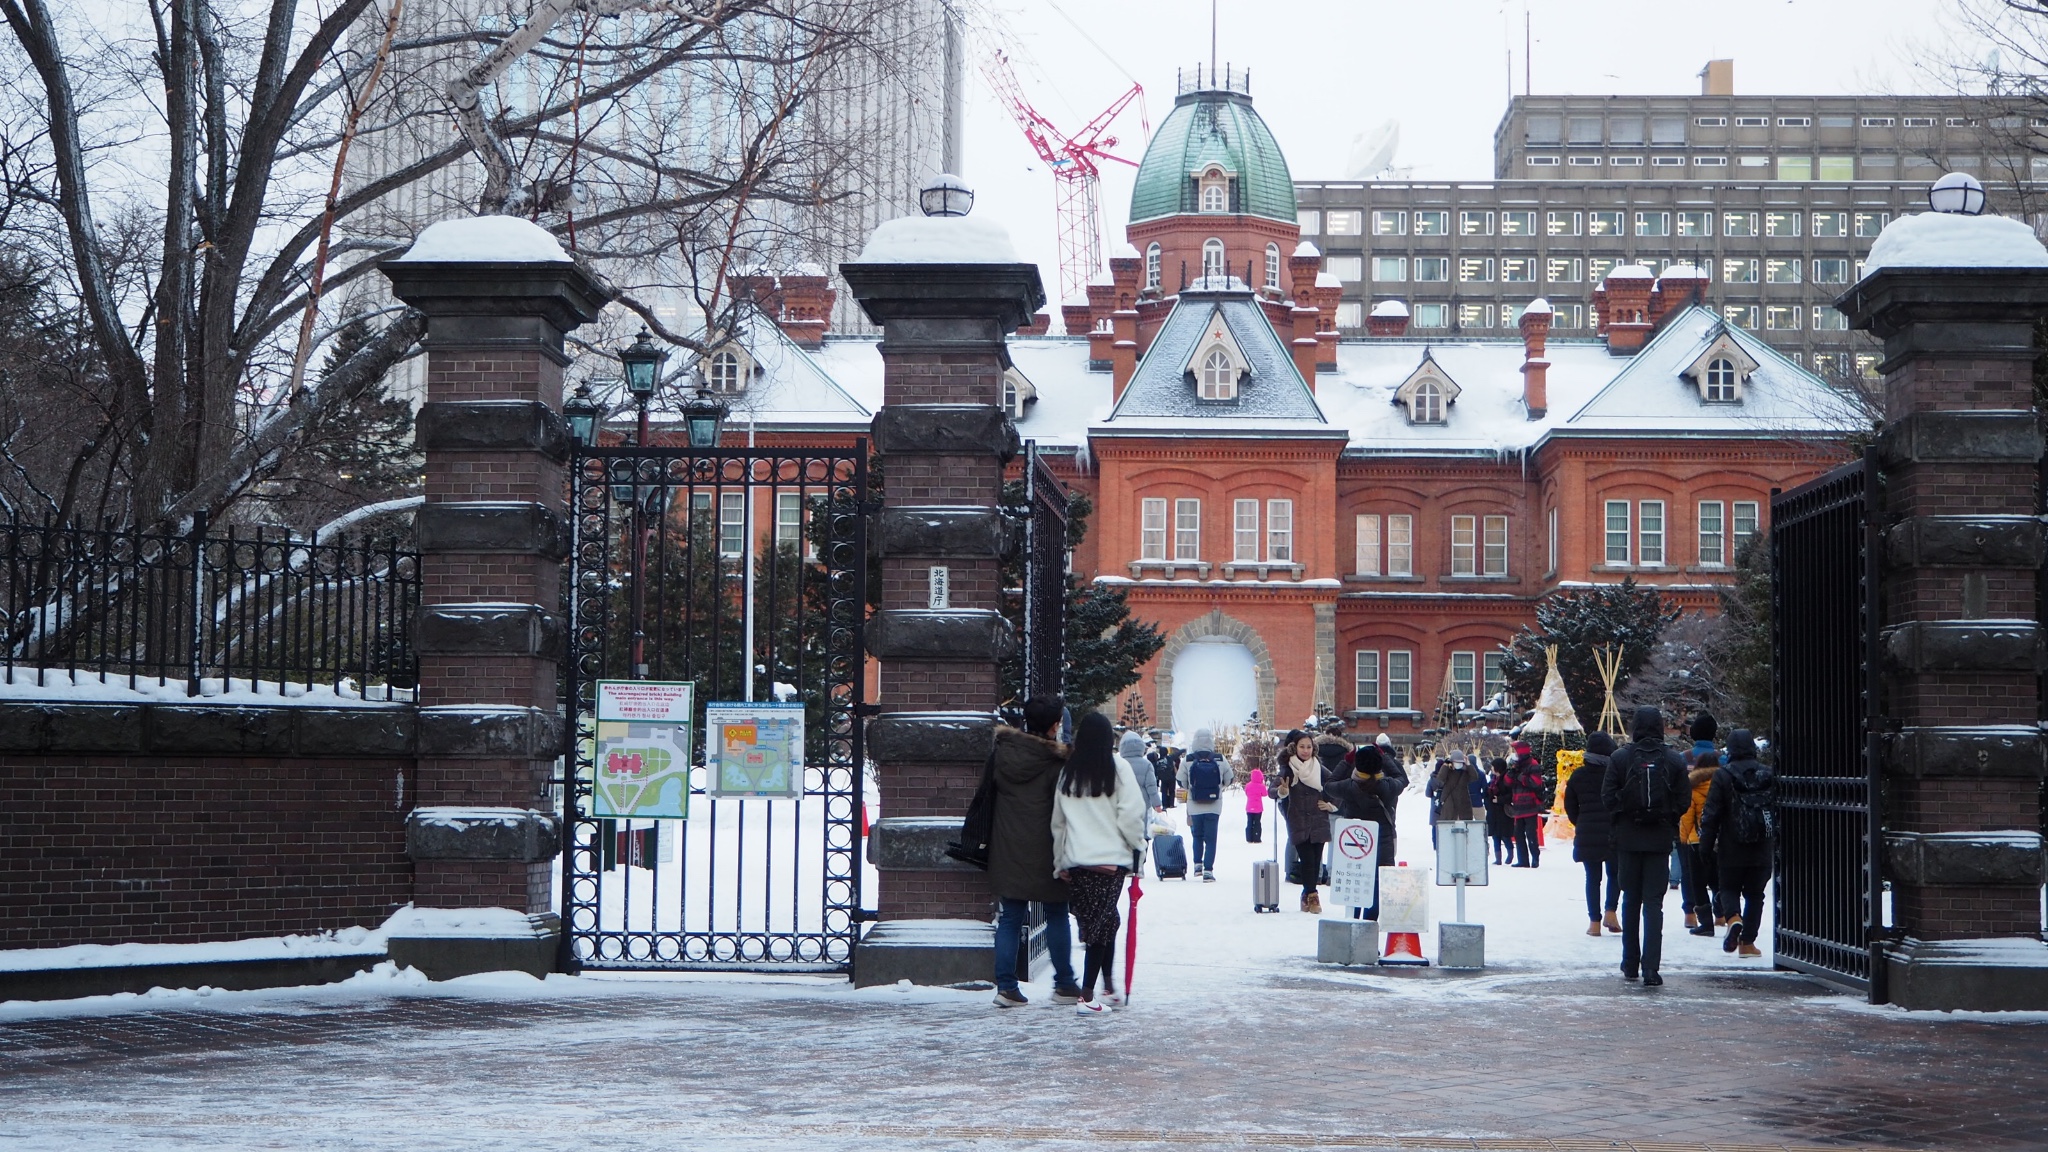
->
xmin=1699 ymin=500 xmax=1726 ymax=567
xmin=1388 ymin=514 xmax=1414 ymax=576
xmin=1201 ymin=238 xmax=1226 ymax=279
xmin=1355 ymin=650 xmax=1381 ymax=710
xmin=1546 ymin=507 xmax=1558 ymax=576
xmin=1483 ymin=514 xmax=1508 ymax=576
xmin=1141 ymin=498 xmax=1167 ymax=560
xmin=1483 ymin=652 xmax=1507 ymax=705
xmin=1733 ymin=501 xmax=1760 ymax=554
xmin=775 ymin=492 xmax=803 ymax=548
xmin=1265 ymin=243 xmax=1282 ymax=288
xmin=1356 ymin=513 xmax=1381 ymax=576
xmin=1413 ymin=380 xmax=1445 ymax=423
xmin=719 ymin=491 xmax=746 ymax=558
xmin=1174 ymin=498 xmax=1201 ymax=561
xmin=1451 ymin=514 xmax=1477 ymax=576
xmin=1451 ymin=652 xmax=1477 ymax=708
xmin=1705 ymin=358 xmax=1740 ymax=401
xmin=709 ymin=350 xmax=743 ymax=393
xmin=1233 ymin=498 xmax=1260 ymax=562
xmin=1198 ymin=348 xmax=1238 ymax=401
xmin=1267 ymin=499 xmax=1294 ymax=563
xmin=1639 ymin=500 xmax=1667 ymax=566
xmin=1372 ymin=210 xmax=1407 ymax=236
xmin=1605 ymin=500 xmax=1631 ymax=565
xmin=1200 ymin=181 xmax=1229 ymax=213
xmin=1386 ymin=650 xmax=1413 ymax=711
xmin=1145 ymin=243 xmax=1161 ymax=289
xmin=1372 ymin=256 xmax=1407 ymax=282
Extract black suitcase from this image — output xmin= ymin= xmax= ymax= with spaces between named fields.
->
xmin=1153 ymin=832 xmax=1188 ymax=880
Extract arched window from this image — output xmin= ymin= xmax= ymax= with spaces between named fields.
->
xmin=1201 ymin=238 xmax=1226 ymax=279
xmin=1199 ymin=347 xmax=1238 ymax=400
xmin=709 ymin=350 xmax=743 ymax=393
xmin=1145 ymin=243 xmax=1161 ymax=289
xmin=1003 ymin=378 xmax=1022 ymax=419
xmin=1265 ymin=243 xmax=1282 ymax=289
xmin=1201 ymin=181 xmax=1228 ymax=212
xmin=1413 ymin=380 xmax=1444 ymax=423
xmin=1704 ymin=357 xmax=1738 ymax=401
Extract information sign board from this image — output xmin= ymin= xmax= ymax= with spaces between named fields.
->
xmin=1433 ymin=820 xmax=1490 ymax=886
xmin=592 ymin=680 xmax=694 ymax=819
xmin=704 ymin=702 xmax=805 ymax=797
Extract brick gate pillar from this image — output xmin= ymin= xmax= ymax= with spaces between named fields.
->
xmin=839 ymin=187 xmax=1045 ymax=987
xmin=1840 ymin=215 xmax=2048 ymax=1010
xmin=381 ymin=218 xmax=613 ymax=979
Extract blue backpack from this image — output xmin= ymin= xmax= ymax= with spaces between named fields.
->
xmin=1188 ymin=753 xmax=1222 ymax=803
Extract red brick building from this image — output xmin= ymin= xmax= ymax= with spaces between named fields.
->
xmin=702 ymin=71 xmax=1857 ymax=737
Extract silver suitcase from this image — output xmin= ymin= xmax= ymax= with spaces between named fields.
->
xmin=1253 ymin=858 xmax=1281 ymax=913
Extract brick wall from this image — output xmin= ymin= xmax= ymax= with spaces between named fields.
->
xmin=0 ymin=754 xmax=412 ymax=947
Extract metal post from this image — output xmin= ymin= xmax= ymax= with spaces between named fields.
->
xmin=742 ymin=413 xmax=757 ymax=702
xmin=1861 ymin=445 xmax=1886 ymax=1004
xmin=187 ymin=510 xmax=207 ymax=697
xmin=630 ymin=396 xmax=651 ymax=679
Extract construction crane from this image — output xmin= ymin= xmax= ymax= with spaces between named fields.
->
xmin=979 ymin=49 xmax=1146 ymax=305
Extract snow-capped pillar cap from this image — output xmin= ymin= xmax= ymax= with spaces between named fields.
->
xmin=1523 ymin=298 xmax=1553 ymax=314
xmin=1840 ymin=209 xmax=2048 ymax=354
xmin=381 ymin=217 xmax=614 ymax=363
xmin=842 ymin=209 xmax=1045 ymax=330
xmin=919 ymin=173 xmax=975 ymax=218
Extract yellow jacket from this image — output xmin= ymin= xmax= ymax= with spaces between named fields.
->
xmin=1677 ymin=765 xmax=1716 ymax=845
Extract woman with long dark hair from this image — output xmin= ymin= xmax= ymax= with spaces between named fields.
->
xmin=1050 ymin=712 xmax=1148 ymax=1013
xmin=1274 ymin=729 xmax=1337 ymax=913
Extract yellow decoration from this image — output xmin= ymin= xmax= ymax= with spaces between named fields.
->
xmin=1552 ymin=748 xmax=1584 ymax=815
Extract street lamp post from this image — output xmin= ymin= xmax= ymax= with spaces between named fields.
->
xmin=619 ymin=328 xmax=667 ymax=679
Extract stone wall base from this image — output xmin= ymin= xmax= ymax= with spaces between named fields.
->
xmin=387 ymin=912 xmax=560 ymax=981
xmin=1885 ymin=936 xmax=2048 ymax=1011
xmin=1317 ymin=919 xmax=1379 ymax=966
xmin=0 ymin=952 xmax=385 ymax=1003
xmin=854 ymin=918 xmax=1044 ymax=988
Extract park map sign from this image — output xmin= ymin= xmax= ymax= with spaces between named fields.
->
xmin=705 ymin=702 xmax=805 ymax=797
xmin=592 ymin=680 xmax=694 ymax=819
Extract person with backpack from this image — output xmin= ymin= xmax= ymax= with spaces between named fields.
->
xmin=1564 ymin=731 xmax=1621 ymax=936
xmin=1274 ymin=729 xmax=1337 ymax=913
xmin=988 ymin=696 xmax=1083 ymax=1008
xmin=1601 ymin=706 xmax=1690 ymax=987
xmin=1506 ymin=741 xmax=1546 ymax=867
xmin=1699 ymin=728 xmax=1774 ymax=959
xmin=1119 ymin=729 xmax=1162 ymax=813
xmin=1051 ymin=714 xmax=1150 ymax=1013
xmin=1176 ymin=728 xmax=1234 ymax=882
xmin=1150 ymin=741 xmax=1179 ymax=810
xmin=1484 ymin=757 xmax=1516 ymax=865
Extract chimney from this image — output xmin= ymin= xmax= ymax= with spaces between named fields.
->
xmin=1061 ymin=294 xmax=1093 ymax=338
xmin=1287 ymin=241 xmax=1323 ymax=315
xmin=1017 ymin=311 xmax=1051 ymax=336
xmin=1700 ymin=59 xmax=1732 ymax=97
xmin=1312 ymin=272 xmax=1341 ymax=371
xmin=1648 ymin=264 xmax=1711 ymax=330
xmin=1366 ymin=300 xmax=1410 ymax=337
xmin=1593 ymin=265 xmax=1655 ymax=355
xmin=1085 ymin=275 xmax=1117 ymax=369
xmin=775 ymin=267 xmax=835 ymax=348
xmin=1519 ymin=299 xmax=1553 ymax=418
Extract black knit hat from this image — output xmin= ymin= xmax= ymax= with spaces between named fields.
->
xmin=1586 ymin=731 xmax=1617 ymax=756
xmin=1689 ymin=711 xmax=1718 ymax=743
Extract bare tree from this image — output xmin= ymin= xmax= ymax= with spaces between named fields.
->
xmin=0 ymin=0 xmax=932 ymax=531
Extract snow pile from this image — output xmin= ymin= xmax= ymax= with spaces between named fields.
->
xmin=1314 ymin=271 xmax=1344 ymax=289
xmin=1861 ymin=211 xmax=2048 ymax=277
xmin=1523 ymin=297 xmax=1552 ymax=314
xmin=0 ymin=668 xmax=411 ymax=705
xmin=852 ymin=215 xmax=1020 ymax=264
xmin=395 ymin=216 xmax=571 ymax=263
xmin=1659 ymin=264 xmax=1706 ymax=280
xmin=0 ymin=926 xmax=384 ymax=973
xmin=410 ymin=807 xmax=544 ymax=831
xmin=1370 ymin=300 xmax=1409 ymax=318
xmin=381 ymin=904 xmax=544 ymax=939
xmin=1293 ymin=240 xmax=1321 ymax=258
xmin=1605 ymin=263 xmax=1654 ymax=281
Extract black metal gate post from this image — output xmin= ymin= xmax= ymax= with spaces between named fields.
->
xmin=561 ymin=442 xmax=869 ymax=972
xmin=1019 ymin=441 xmax=1069 ymax=703
xmin=1769 ymin=449 xmax=1885 ymax=999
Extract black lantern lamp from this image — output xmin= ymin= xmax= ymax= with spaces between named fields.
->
xmin=619 ymin=326 xmax=666 ymax=399
xmin=1928 ymin=171 xmax=1986 ymax=216
xmin=919 ymin=173 xmax=974 ymax=218
xmin=681 ymin=388 xmax=729 ymax=449
xmin=562 ymin=380 xmax=603 ymax=447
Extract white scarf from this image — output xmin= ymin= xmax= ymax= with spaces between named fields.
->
xmin=1287 ymin=753 xmax=1323 ymax=792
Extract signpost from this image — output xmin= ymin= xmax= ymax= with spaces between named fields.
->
xmin=704 ymin=701 xmax=805 ymax=797
xmin=1435 ymin=818 xmax=1489 ymax=969
xmin=1328 ymin=818 xmax=1380 ymax=911
xmin=592 ymin=680 xmax=694 ymax=819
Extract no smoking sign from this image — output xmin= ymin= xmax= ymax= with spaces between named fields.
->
xmin=1328 ymin=818 xmax=1380 ymax=909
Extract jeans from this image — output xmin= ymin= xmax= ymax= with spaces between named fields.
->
xmin=1512 ymin=815 xmax=1541 ymax=866
xmin=1717 ymin=861 xmax=1770 ymax=943
xmin=1245 ymin=811 xmax=1263 ymax=843
xmin=1582 ymin=857 xmax=1620 ymax=921
xmin=1616 ymin=849 xmax=1672 ymax=977
xmin=993 ymin=897 xmax=1074 ymax=993
xmin=1187 ymin=812 xmax=1219 ymax=872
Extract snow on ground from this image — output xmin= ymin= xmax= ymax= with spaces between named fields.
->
xmin=0 ymin=925 xmax=385 ymax=973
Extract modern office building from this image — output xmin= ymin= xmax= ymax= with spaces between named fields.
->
xmin=1297 ymin=62 xmax=2036 ymax=374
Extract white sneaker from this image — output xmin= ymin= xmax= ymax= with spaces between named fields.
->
xmin=1075 ymin=999 xmax=1107 ymax=1015
xmin=1202 ymin=870 xmax=1216 ymax=883
xmin=1099 ymin=991 xmax=1126 ymax=1007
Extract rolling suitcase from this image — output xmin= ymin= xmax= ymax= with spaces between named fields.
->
xmin=1254 ymin=814 xmax=1281 ymax=911
xmin=1152 ymin=832 xmax=1188 ymax=880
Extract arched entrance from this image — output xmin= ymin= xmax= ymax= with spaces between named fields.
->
xmin=1154 ymin=609 xmax=1277 ymax=733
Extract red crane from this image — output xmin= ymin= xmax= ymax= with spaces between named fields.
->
xmin=980 ymin=49 xmax=1146 ymax=306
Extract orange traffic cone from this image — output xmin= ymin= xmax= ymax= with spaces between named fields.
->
xmin=1380 ymin=931 xmax=1428 ymax=965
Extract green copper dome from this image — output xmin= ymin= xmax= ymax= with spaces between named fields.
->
xmin=1129 ymin=88 xmax=1296 ymax=225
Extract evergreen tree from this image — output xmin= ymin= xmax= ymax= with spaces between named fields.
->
xmin=251 ymin=311 xmax=422 ymax=533
xmin=1497 ymin=578 xmax=1678 ymax=730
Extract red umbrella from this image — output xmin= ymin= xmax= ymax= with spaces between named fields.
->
xmin=1122 ymin=872 xmax=1143 ymax=1002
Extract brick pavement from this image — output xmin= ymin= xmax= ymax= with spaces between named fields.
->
xmin=0 ymin=962 xmax=2043 ymax=1151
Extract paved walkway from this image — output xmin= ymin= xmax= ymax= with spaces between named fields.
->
xmin=1 ymin=960 xmax=2044 ymax=1151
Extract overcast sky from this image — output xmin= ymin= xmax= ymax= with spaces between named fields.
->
xmin=953 ymin=0 xmax=1957 ymax=302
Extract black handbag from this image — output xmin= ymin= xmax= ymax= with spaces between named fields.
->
xmin=944 ymin=747 xmax=1000 ymax=870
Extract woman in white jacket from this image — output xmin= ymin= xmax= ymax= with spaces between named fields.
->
xmin=1051 ymin=712 xmax=1148 ymax=1014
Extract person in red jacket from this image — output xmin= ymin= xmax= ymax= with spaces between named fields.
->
xmin=1506 ymin=741 xmax=1547 ymax=867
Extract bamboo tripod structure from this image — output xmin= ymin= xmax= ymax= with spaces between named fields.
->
xmin=1592 ymin=644 xmax=1626 ymax=738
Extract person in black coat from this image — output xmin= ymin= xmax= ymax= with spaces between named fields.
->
xmin=1324 ymin=756 xmax=1400 ymax=921
xmin=1601 ymin=706 xmax=1690 ymax=987
xmin=1699 ymin=728 xmax=1774 ymax=958
xmin=1484 ymin=757 xmax=1516 ymax=864
xmin=1564 ymin=731 xmax=1620 ymax=936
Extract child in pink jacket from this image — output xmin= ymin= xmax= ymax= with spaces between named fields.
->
xmin=1243 ymin=762 xmax=1267 ymax=843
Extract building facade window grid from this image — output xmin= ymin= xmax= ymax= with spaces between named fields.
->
xmin=1640 ymin=500 xmax=1666 ymax=566
xmin=1141 ymin=498 xmax=1167 ymax=560
xmin=1605 ymin=500 xmax=1630 ymax=565
xmin=1388 ymin=514 xmax=1414 ymax=576
xmin=1234 ymin=499 xmax=1260 ymax=562
xmin=1355 ymin=650 xmax=1379 ymax=710
xmin=1268 ymin=499 xmax=1294 ymax=562
xmin=1356 ymin=513 xmax=1380 ymax=575
xmin=1174 ymin=498 xmax=1201 ymax=560
xmin=1451 ymin=651 xmax=1477 ymax=707
xmin=1699 ymin=500 xmax=1726 ymax=567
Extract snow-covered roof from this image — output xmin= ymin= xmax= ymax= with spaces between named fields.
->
xmin=395 ymin=216 xmax=571 ymax=263
xmin=1861 ymin=211 xmax=2048 ymax=277
xmin=1523 ymin=298 xmax=1551 ymax=315
xmin=1605 ymin=264 xmax=1655 ymax=281
xmin=1659 ymin=264 xmax=1706 ymax=280
xmin=1370 ymin=300 xmax=1410 ymax=318
xmin=850 ymin=214 xmax=1020 ymax=264
xmin=1314 ymin=272 xmax=1343 ymax=289
xmin=1293 ymin=241 xmax=1320 ymax=258
xmin=1104 ymin=286 xmax=1327 ymax=428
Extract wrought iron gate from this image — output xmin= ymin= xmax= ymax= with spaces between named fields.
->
xmin=1018 ymin=442 xmax=1069 ymax=702
xmin=561 ymin=443 xmax=870 ymax=972
xmin=1769 ymin=449 xmax=1885 ymax=1001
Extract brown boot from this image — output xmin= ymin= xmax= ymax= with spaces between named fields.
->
xmin=1302 ymin=890 xmax=1322 ymax=914
xmin=1603 ymin=911 xmax=1622 ymax=933
xmin=1684 ymin=911 xmax=1698 ymax=929
xmin=1738 ymin=942 xmax=1763 ymax=958
xmin=1586 ymin=920 xmax=1602 ymax=937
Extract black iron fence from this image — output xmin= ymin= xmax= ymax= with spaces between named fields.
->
xmin=1769 ymin=449 xmax=1885 ymax=1001
xmin=0 ymin=514 xmax=419 ymax=700
xmin=1018 ymin=441 xmax=1069 ymax=703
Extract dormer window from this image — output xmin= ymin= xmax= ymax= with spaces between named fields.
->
xmin=1264 ymin=243 xmax=1282 ymax=290
xmin=1683 ymin=332 xmax=1758 ymax=404
xmin=1002 ymin=368 xmax=1037 ymax=420
xmin=701 ymin=343 xmax=754 ymax=394
xmin=1181 ymin=305 xmax=1250 ymax=402
xmin=1198 ymin=166 xmax=1231 ymax=213
xmin=1393 ymin=353 xmax=1462 ymax=425
xmin=1145 ymin=243 xmax=1162 ymax=289
xmin=1202 ymin=238 xmax=1226 ymax=279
